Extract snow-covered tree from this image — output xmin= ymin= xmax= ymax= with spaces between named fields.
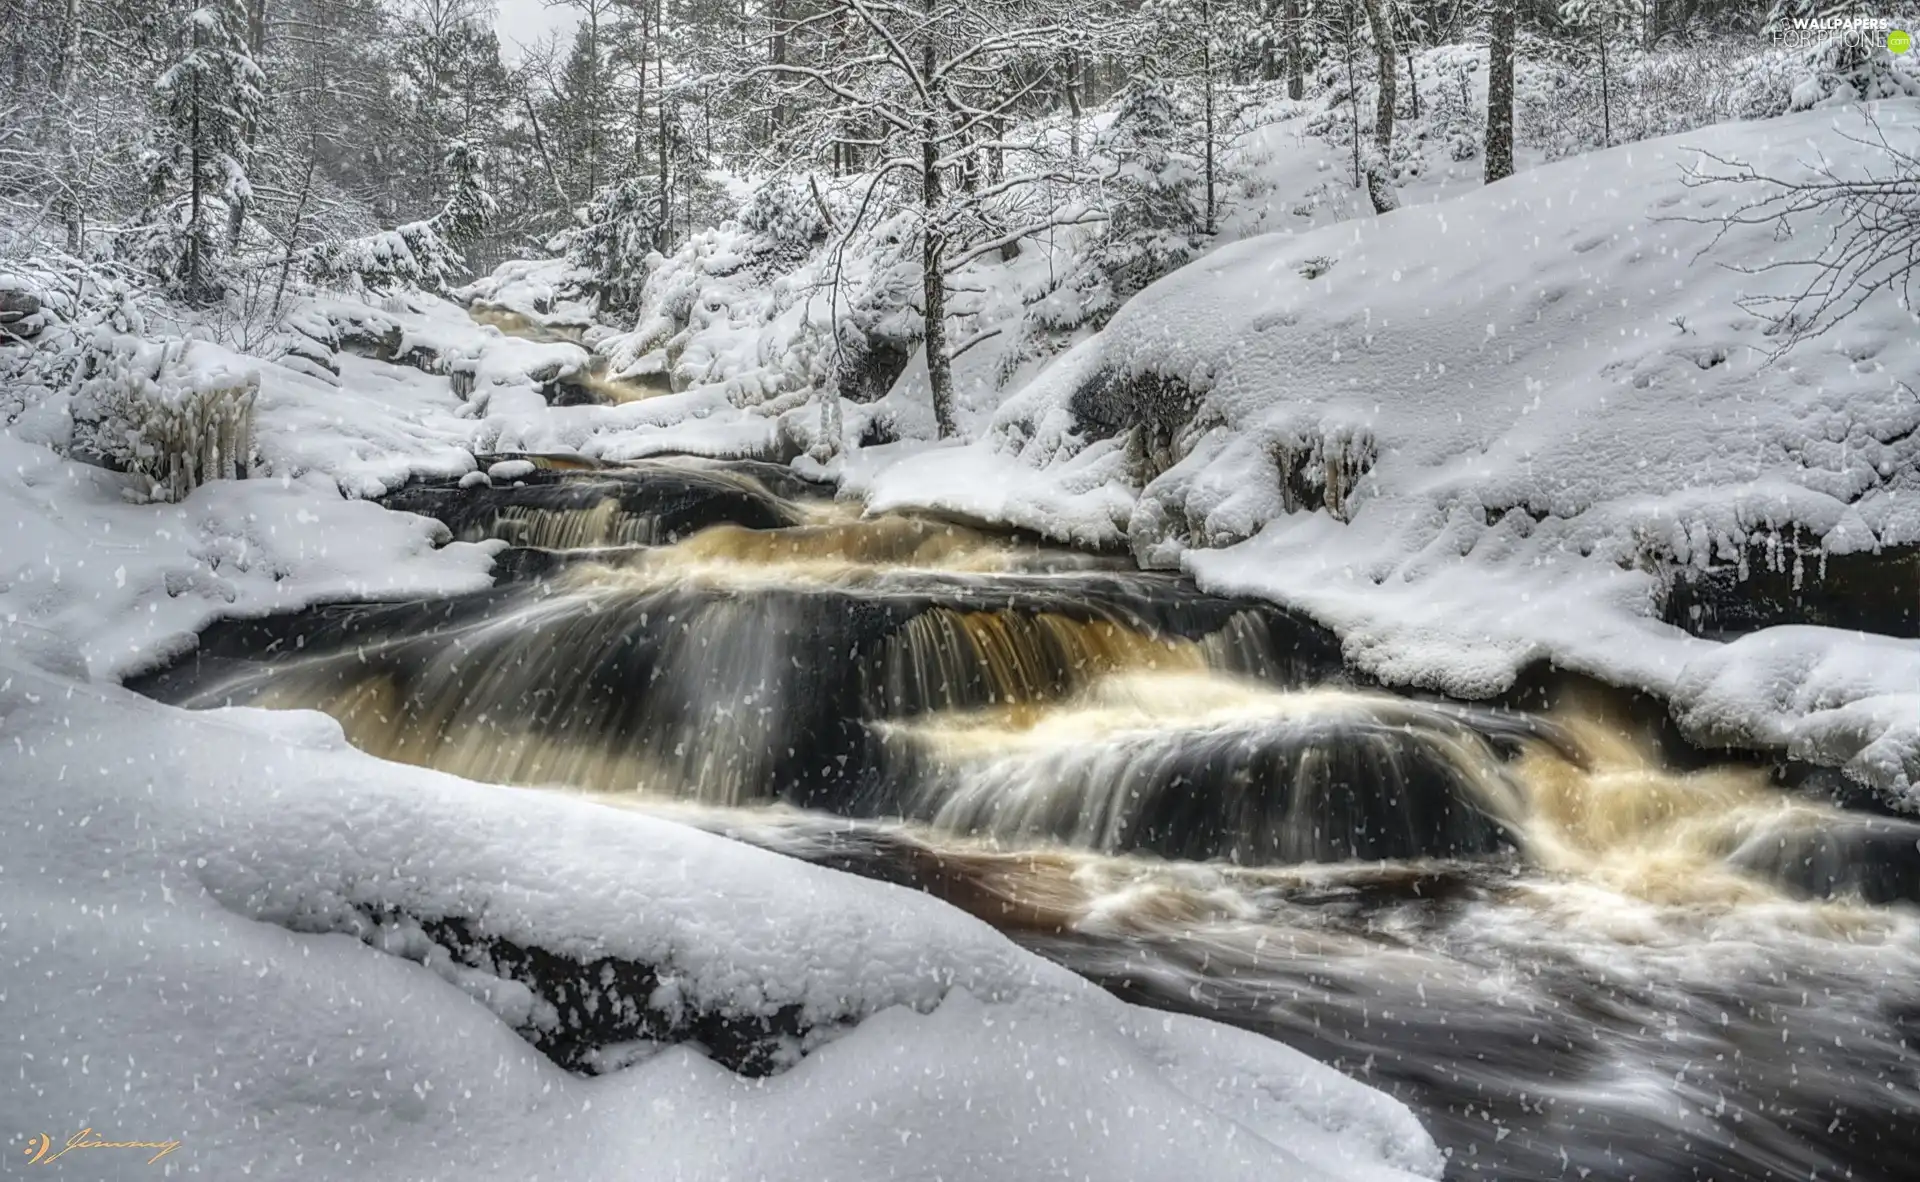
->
xmin=146 ymin=0 xmax=266 ymax=304
xmin=438 ymin=140 xmax=498 ymax=248
xmin=566 ymin=176 xmax=661 ymax=315
xmin=1087 ymin=81 xmax=1202 ymax=309
xmin=757 ymin=0 xmax=1112 ymax=437
xmin=1135 ymin=0 xmax=1275 ymax=232
xmin=303 ymin=220 xmax=463 ymax=294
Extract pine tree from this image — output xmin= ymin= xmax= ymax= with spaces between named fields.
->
xmin=438 ymin=139 xmax=498 ymax=248
xmin=566 ymin=176 xmax=661 ymax=316
xmin=1088 ymin=81 xmax=1202 ymax=311
xmin=149 ymin=0 xmax=265 ymax=304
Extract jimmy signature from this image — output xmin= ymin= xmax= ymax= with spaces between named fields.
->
xmin=22 ymin=1128 xmax=182 ymax=1166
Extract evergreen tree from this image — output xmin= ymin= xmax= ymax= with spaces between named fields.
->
xmin=147 ymin=0 xmax=265 ymax=304
xmin=566 ymin=176 xmax=660 ymax=315
xmin=438 ymin=139 xmax=498 ymax=248
xmin=1087 ymin=81 xmax=1202 ymax=312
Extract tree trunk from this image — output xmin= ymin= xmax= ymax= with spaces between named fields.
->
xmin=655 ymin=0 xmax=670 ymax=248
xmin=1405 ymin=47 xmax=1419 ymax=118
xmin=1485 ymin=0 xmax=1514 ymax=183
xmin=271 ymin=152 xmax=317 ymax=320
xmin=49 ymin=0 xmax=78 ymax=96
xmin=1064 ymin=50 xmax=1081 ymax=158
xmin=1284 ymin=0 xmax=1303 ymax=100
xmin=922 ymin=4 xmax=955 ymax=439
xmin=635 ymin=5 xmax=649 ymax=167
xmin=586 ymin=6 xmax=601 ymax=197
xmin=1202 ymin=0 xmax=1216 ymax=233
xmin=524 ymin=93 xmax=572 ymax=208
xmin=189 ymin=74 xmax=205 ymax=302
xmin=1360 ymin=0 xmax=1395 ymax=156
xmin=1598 ymin=30 xmax=1611 ymax=148
xmin=247 ymin=0 xmax=268 ymax=56
xmin=770 ymin=0 xmax=787 ymax=133
xmin=1343 ymin=2 xmax=1360 ymax=188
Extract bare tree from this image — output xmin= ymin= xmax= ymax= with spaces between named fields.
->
xmin=1685 ymin=116 xmax=1920 ymax=351
xmin=1560 ymin=0 xmax=1637 ymax=149
xmin=755 ymin=0 xmax=1109 ymax=437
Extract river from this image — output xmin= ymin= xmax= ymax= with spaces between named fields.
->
xmin=129 ymin=449 xmax=1920 ymax=1182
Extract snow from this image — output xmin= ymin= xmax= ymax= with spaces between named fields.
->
xmin=0 ymin=432 xmax=498 ymax=681
xmin=866 ymin=101 xmax=1920 ymax=804
xmin=455 ymin=255 xmax=599 ymax=335
xmin=1673 ymin=627 xmax=1920 ymax=793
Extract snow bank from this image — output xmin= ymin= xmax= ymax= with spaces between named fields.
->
xmin=0 ymin=637 xmax=1440 ymax=1181
xmin=1674 ymin=627 xmax=1920 ymax=793
xmin=453 ymin=255 xmax=600 ymax=337
xmin=869 ymin=101 xmax=1920 ymax=803
xmin=0 ymin=432 xmax=497 ymax=680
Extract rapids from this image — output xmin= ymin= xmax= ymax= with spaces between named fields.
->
xmin=130 ymin=457 xmax=1920 ymax=1182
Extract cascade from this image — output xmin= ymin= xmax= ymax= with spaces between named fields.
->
xmin=130 ymin=457 xmax=1920 ymax=1182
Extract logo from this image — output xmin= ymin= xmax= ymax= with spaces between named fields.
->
xmin=22 ymin=1128 xmax=182 ymax=1167
xmin=1769 ymin=13 xmax=1912 ymax=52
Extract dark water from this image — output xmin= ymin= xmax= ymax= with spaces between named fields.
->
xmin=131 ymin=458 xmax=1920 ymax=1182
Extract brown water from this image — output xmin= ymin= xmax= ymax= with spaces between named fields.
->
xmin=467 ymin=307 xmax=673 ymax=404
xmin=131 ymin=459 xmax=1920 ymax=1182
xmin=468 ymin=305 xmax=587 ymax=344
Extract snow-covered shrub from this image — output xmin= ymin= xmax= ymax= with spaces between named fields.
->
xmin=1520 ymin=34 xmax=1919 ymax=160
xmin=1410 ymin=46 xmax=1486 ymax=164
xmin=1782 ymin=29 xmax=1920 ymax=108
xmin=610 ymin=176 xmax=859 ymax=380
xmin=738 ymin=176 xmax=836 ymax=263
xmin=68 ymin=337 xmax=257 ymax=502
xmin=302 ymin=221 xmax=462 ymax=296
xmin=0 ymin=255 xmax=155 ymax=427
xmin=591 ymin=178 xmax=927 ymax=420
